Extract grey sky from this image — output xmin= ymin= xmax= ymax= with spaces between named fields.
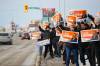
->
xmin=0 ymin=0 xmax=100 ymax=26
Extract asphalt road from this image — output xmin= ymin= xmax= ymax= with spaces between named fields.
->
xmin=0 ymin=34 xmax=98 ymax=66
xmin=0 ymin=34 xmax=39 ymax=66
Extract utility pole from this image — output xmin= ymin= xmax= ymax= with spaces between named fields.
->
xmin=64 ymin=0 xmax=66 ymax=27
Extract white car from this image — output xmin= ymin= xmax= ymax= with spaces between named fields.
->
xmin=0 ymin=32 xmax=12 ymax=45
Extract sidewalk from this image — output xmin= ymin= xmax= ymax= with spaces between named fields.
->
xmin=40 ymin=54 xmax=98 ymax=66
xmin=33 ymin=40 xmax=98 ymax=66
xmin=40 ymin=55 xmax=75 ymax=66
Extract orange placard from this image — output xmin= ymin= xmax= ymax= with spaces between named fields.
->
xmin=62 ymin=30 xmax=79 ymax=43
xmin=81 ymin=29 xmax=100 ymax=42
xmin=70 ymin=10 xmax=87 ymax=17
xmin=67 ymin=16 xmax=76 ymax=23
xmin=52 ymin=13 xmax=61 ymax=22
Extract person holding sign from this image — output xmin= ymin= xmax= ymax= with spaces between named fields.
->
xmin=64 ymin=25 xmax=79 ymax=66
xmin=39 ymin=24 xmax=54 ymax=63
xmin=79 ymin=22 xmax=96 ymax=66
xmin=62 ymin=16 xmax=79 ymax=66
xmin=94 ymin=17 xmax=100 ymax=66
xmin=74 ymin=10 xmax=96 ymax=66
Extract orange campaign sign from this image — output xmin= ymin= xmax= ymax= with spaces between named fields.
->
xmin=67 ymin=16 xmax=76 ymax=23
xmin=67 ymin=15 xmax=77 ymax=27
xmin=81 ymin=29 xmax=100 ymax=42
xmin=61 ymin=30 xmax=79 ymax=43
xmin=52 ymin=13 xmax=61 ymax=22
xmin=70 ymin=10 xmax=87 ymax=17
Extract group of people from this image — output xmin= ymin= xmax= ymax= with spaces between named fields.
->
xmin=37 ymin=11 xmax=100 ymax=66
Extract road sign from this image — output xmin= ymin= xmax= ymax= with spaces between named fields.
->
xmin=42 ymin=8 xmax=55 ymax=17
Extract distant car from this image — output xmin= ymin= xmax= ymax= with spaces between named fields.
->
xmin=0 ymin=32 xmax=12 ymax=45
xmin=18 ymin=32 xmax=22 ymax=37
xmin=21 ymin=32 xmax=30 ymax=40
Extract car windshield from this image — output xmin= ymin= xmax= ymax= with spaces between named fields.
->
xmin=0 ymin=33 xmax=9 ymax=36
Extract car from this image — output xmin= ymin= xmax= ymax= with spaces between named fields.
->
xmin=21 ymin=32 xmax=30 ymax=40
xmin=0 ymin=32 xmax=12 ymax=45
xmin=18 ymin=32 xmax=22 ymax=37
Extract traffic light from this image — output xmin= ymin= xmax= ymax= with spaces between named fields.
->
xmin=24 ymin=4 xmax=28 ymax=13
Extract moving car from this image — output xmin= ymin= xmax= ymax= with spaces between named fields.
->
xmin=18 ymin=32 xmax=22 ymax=37
xmin=0 ymin=32 xmax=12 ymax=45
xmin=21 ymin=32 xmax=30 ymax=40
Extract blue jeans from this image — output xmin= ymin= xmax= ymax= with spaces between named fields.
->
xmin=56 ymin=45 xmax=62 ymax=57
xmin=39 ymin=46 xmax=43 ymax=56
xmin=65 ymin=46 xmax=79 ymax=66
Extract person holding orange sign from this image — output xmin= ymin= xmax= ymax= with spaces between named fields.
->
xmin=94 ymin=17 xmax=100 ymax=66
xmin=70 ymin=10 xmax=95 ymax=27
xmin=78 ymin=22 xmax=97 ymax=66
xmin=64 ymin=25 xmax=79 ymax=66
xmin=38 ymin=24 xmax=54 ymax=63
xmin=61 ymin=16 xmax=79 ymax=66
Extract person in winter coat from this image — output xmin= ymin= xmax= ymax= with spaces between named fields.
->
xmin=78 ymin=22 xmax=96 ymax=66
xmin=39 ymin=25 xmax=54 ymax=60
xmin=64 ymin=25 xmax=79 ymax=66
xmin=76 ymin=12 xmax=96 ymax=66
xmin=94 ymin=17 xmax=100 ymax=66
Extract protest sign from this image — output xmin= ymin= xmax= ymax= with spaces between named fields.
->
xmin=70 ymin=10 xmax=87 ymax=17
xmin=61 ymin=30 xmax=79 ymax=43
xmin=67 ymin=16 xmax=76 ymax=23
xmin=52 ymin=13 xmax=61 ymax=22
xmin=37 ymin=39 xmax=50 ymax=46
xmin=67 ymin=16 xmax=76 ymax=26
xmin=81 ymin=29 xmax=100 ymax=42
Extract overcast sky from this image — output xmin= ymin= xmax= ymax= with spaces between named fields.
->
xmin=0 ymin=0 xmax=100 ymax=26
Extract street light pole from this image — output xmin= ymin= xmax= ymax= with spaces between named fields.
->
xmin=64 ymin=0 xmax=66 ymax=27
xmin=59 ymin=0 xmax=60 ymax=12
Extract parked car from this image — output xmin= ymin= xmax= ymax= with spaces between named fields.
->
xmin=0 ymin=32 xmax=12 ymax=45
xmin=21 ymin=32 xmax=30 ymax=40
